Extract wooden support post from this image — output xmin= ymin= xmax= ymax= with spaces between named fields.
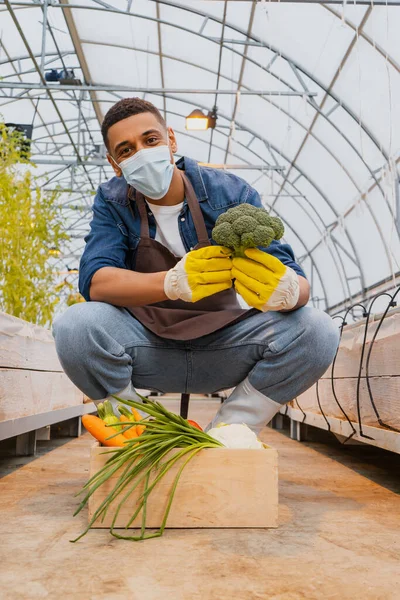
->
xmin=67 ymin=416 xmax=81 ymax=437
xmin=52 ymin=416 xmax=82 ymax=438
xmin=36 ymin=426 xmax=51 ymax=441
xmin=15 ymin=430 xmax=37 ymax=456
xmin=270 ymin=414 xmax=284 ymax=430
xmin=290 ymin=419 xmax=307 ymax=442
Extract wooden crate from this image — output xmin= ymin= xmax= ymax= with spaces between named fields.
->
xmin=88 ymin=442 xmax=278 ymax=528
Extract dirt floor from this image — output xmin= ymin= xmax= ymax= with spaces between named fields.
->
xmin=1 ymin=398 xmax=400 ymax=600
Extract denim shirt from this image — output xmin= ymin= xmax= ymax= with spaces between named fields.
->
xmin=79 ymin=156 xmax=306 ymax=301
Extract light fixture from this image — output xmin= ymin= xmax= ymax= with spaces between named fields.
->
xmin=45 ymin=68 xmax=82 ymax=86
xmin=186 ymin=106 xmax=217 ymax=131
xmin=186 ymin=109 xmax=208 ymax=131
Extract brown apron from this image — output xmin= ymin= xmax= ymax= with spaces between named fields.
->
xmin=126 ymin=173 xmax=251 ymax=340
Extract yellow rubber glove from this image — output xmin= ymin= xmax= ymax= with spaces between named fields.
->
xmin=164 ymin=246 xmax=233 ymax=302
xmin=232 ymin=248 xmax=300 ymax=311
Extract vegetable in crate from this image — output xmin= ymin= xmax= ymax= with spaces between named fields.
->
xmin=207 ymin=423 xmax=263 ymax=449
xmin=72 ymin=396 xmax=223 ymax=543
xmin=212 ymin=203 xmax=284 ymax=258
xmin=81 ymin=414 xmax=127 ymax=447
xmin=118 ymin=404 xmax=145 ymax=439
xmin=97 ymin=400 xmax=122 ymax=431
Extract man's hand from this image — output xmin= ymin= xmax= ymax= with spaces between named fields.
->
xmin=232 ymin=248 xmax=300 ymax=312
xmin=164 ymin=246 xmax=233 ymax=302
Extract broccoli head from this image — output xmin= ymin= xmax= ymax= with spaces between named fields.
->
xmin=212 ymin=203 xmax=284 ymax=256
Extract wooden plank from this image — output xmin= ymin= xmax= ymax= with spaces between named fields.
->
xmin=322 ymin=308 xmax=400 ymax=379
xmin=0 ymin=369 xmax=83 ymax=422
xmin=0 ymin=312 xmax=62 ymax=372
xmin=296 ymin=377 xmax=400 ymax=430
xmin=89 ymin=444 xmax=278 ymax=529
xmin=0 ymin=403 xmax=96 ymax=441
xmin=284 ymin=406 xmax=400 ymax=455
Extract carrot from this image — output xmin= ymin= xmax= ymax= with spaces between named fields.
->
xmin=187 ymin=419 xmax=203 ymax=431
xmin=119 ymin=414 xmax=139 ymax=439
xmin=131 ymin=407 xmax=146 ymax=435
xmin=82 ymin=414 xmax=127 ymax=447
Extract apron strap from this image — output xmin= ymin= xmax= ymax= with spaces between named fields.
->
xmin=128 ymin=186 xmax=150 ymax=239
xmin=181 ymin=173 xmax=210 ymax=248
xmin=127 ymin=171 xmax=210 ymax=246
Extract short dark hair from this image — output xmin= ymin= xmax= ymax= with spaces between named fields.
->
xmin=101 ymin=97 xmax=166 ymax=150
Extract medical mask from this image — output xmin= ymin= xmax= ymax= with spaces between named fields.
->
xmin=117 ymin=145 xmax=174 ymax=200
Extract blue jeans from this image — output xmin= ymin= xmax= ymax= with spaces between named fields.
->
xmin=52 ymin=302 xmax=339 ymax=404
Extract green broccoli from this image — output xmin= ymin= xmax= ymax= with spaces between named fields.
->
xmin=212 ymin=203 xmax=284 ymax=257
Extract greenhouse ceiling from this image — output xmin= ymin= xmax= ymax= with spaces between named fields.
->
xmin=1 ymin=0 xmax=399 ymax=315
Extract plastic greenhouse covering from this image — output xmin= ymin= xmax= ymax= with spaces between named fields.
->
xmin=1 ymin=0 xmax=399 ymax=317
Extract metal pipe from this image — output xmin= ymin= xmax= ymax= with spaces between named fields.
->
xmin=4 ymin=0 xmax=96 ymax=189
xmin=39 ymin=0 xmax=48 ymax=76
xmin=32 ymin=157 xmax=285 ymax=170
xmin=3 ymin=0 xmax=400 ymax=6
xmin=0 ymin=81 xmax=317 ymax=96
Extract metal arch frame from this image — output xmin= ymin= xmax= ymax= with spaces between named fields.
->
xmin=60 ymin=0 xmax=104 ymax=126
xmin=271 ymin=7 xmax=373 ymax=206
xmin=4 ymin=37 xmax=382 ymax=249
xmin=1 ymin=0 xmax=398 ymax=310
xmin=115 ymin=0 xmax=397 ymax=257
xmin=40 ymin=0 xmax=110 ymax=184
xmin=31 ymin=109 xmax=334 ymax=306
xmin=70 ymin=87 xmax=367 ymax=304
xmin=32 ymin=105 xmax=353 ymax=306
xmin=2 ymin=0 xmax=391 ymax=162
xmin=0 ymin=123 xmax=363 ymax=309
xmin=323 ymin=4 xmax=400 ymax=75
xmin=206 ymin=0 xmax=228 ymax=163
xmin=3 ymin=0 xmax=97 ymax=190
xmin=0 ymin=39 xmax=81 ymax=168
xmin=0 ymin=1 xmax=389 ymax=199
xmin=35 ymin=0 xmax=396 ymax=272
xmin=0 ymin=25 xmax=392 ymax=232
xmin=106 ymin=0 xmax=389 ymax=160
xmin=223 ymin=0 xmax=256 ymax=163
xmin=3 ymin=78 xmax=360 ymax=307
xmin=0 ymin=36 xmax=389 ymax=210
xmin=46 ymin=37 xmax=390 ymax=232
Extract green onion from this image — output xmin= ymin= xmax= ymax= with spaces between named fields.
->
xmin=71 ymin=395 xmax=222 ymax=542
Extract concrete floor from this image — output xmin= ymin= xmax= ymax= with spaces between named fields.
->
xmin=1 ymin=398 xmax=399 ymax=600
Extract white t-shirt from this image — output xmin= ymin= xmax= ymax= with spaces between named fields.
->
xmin=146 ymin=200 xmax=187 ymax=258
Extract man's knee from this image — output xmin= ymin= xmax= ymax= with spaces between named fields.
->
xmin=53 ymin=302 xmax=90 ymax=340
xmin=297 ymin=307 xmax=340 ymax=374
xmin=52 ymin=302 xmax=110 ymax=355
xmin=52 ymin=303 xmax=90 ymax=363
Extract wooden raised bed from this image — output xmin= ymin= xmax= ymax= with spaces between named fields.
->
xmin=285 ymin=307 xmax=400 ymax=453
xmin=0 ymin=311 xmax=93 ymax=454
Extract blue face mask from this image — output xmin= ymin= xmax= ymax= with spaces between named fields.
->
xmin=117 ymin=145 xmax=174 ymax=200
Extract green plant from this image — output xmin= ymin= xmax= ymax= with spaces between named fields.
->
xmin=212 ymin=203 xmax=284 ymax=258
xmin=0 ymin=122 xmax=68 ymax=326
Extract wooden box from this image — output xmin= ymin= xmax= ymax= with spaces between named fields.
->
xmin=89 ymin=442 xmax=278 ymax=528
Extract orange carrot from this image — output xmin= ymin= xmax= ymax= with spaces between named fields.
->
xmin=119 ymin=414 xmax=139 ymax=439
xmin=131 ymin=407 xmax=146 ymax=435
xmin=82 ymin=414 xmax=127 ymax=447
xmin=187 ymin=419 xmax=203 ymax=431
